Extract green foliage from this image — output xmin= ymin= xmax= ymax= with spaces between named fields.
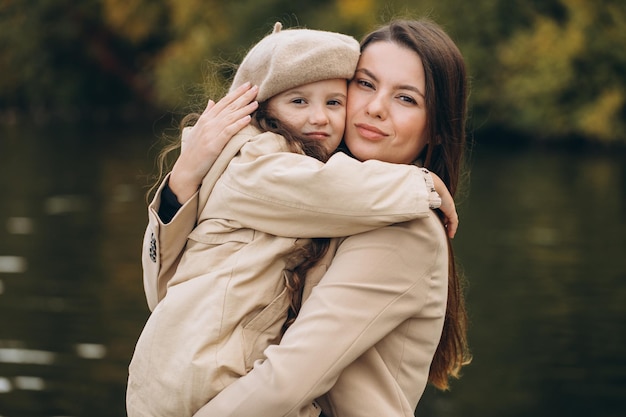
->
xmin=392 ymin=0 xmax=626 ymax=144
xmin=0 ymin=0 xmax=169 ymax=124
xmin=489 ymin=0 xmax=626 ymax=143
xmin=0 ymin=0 xmax=624 ymax=144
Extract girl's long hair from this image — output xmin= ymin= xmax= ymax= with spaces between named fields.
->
xmin=361 ymin=18 xmax=472 ymax=390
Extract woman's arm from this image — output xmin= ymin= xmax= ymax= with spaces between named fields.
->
xmin=193 ymin=213 xmax=448 ymax=417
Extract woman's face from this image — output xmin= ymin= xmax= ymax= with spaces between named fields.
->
xmin=344 ymin=41 xmax=428 ymax=164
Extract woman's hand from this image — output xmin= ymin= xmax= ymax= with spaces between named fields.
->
xmin=429 ymin=172 xmax=459 ymax=239
xmin=169 ymin=83 xmax=259 ymax=203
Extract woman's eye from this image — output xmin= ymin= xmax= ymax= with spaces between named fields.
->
xmin=357 ymin=79 xmax=374 ymax=89
xmin=399 ymin=95 xmax=417 ymax=105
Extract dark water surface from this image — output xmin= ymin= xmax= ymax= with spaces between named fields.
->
xmin=1 ymin=126 xmax=624 ymax=416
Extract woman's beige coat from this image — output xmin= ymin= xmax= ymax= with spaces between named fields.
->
xmin=195 ymin=210 xmax=448 ymax=417
xmin=128 ymin=126 xmax=437 ymax=416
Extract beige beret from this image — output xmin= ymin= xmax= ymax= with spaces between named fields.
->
xmin=230 ymin=22 xmax=360 ymax=102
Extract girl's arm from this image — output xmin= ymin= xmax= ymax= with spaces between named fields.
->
xmin=168 ymin=83 xmax=259 ymax=203
xmin=202 ymin=135 xmax=455 ymax=238
xmin=193 ymin=213 xmax=448 ymax=417
xmin=147 ymin=137 xmax=456 ymax=310
xmin=142 ymin=174 xmax=199 ymax=311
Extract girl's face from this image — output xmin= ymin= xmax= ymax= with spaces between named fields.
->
xmin=267 ymin=79 xmax=347 ymax=154
xmin=345 ymin=41 xmax=428 ymax=164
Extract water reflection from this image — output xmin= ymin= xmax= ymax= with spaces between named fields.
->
xmin=6 ymin=217 xmax=34 ymax=235
xmin=0 ymin=126 xmax=624 ymax=417
xmin=0 ymin=344 xmax=57 ymax=365
xmin=75 ymin=343 xmax=107 ymax=360
xmin=0 ymin=256 xmax=27 ymax=273
xmin=416 ymin=144 xmax=626 ymax=417
xmin=0 ymin=125 xmax=152 ymax=416
xmin=43 ymin=195 xmax=90 ymax=216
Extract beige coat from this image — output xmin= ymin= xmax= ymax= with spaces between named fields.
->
xmin=127 ymin=125 xmax=437 ymax=417
xmin=194 ymin=211 xmax=448 ymax=417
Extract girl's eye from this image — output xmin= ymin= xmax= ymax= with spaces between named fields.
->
xmin=327 ymin=99 xmax=343 ymax=106
xmin=291 ymin=98 xmax=306 ymax=104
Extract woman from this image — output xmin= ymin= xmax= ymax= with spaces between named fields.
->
xmin=189 ymin=18 xmax=471 ymax=417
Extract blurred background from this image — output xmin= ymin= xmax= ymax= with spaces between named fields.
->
xmin=0 ymin=0 xmax=624 ymax=416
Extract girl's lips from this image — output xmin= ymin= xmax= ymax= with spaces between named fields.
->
xmin=304 ymin=132 xmax=330 ymax=140
xmin=355 ymin=123 xmax=387 ymax=140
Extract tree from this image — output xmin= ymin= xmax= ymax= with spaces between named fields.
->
xmin=1 ymin=0 xmax=624 ymax=143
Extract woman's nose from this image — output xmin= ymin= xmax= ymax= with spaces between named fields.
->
xmin=366 ymin=94 xmax=387 ymax=119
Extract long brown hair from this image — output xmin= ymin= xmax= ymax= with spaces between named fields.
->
xmin=360 ymin=19 xmax=472 ymax=390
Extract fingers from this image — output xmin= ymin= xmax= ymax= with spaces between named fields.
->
xmin=239 ymin=98 xmax=259 ymax=116
xmin=222 ymin=114 xmax=253 ymax=138
xmin=197 ymin=85 xmax=258 ymax=130
xmin=209 ymin=83 xmax=258 ymax=116
xmin=203 ymin=99 xmax=216 ymax=113
xmin=196 ymin=98 xmax=257 ymax=139
xmin=232 ymin=83 xmax=259 ymax=107
xmin=446 ymin=218 xmax=458 ymax=239
xmin=182 ymin=83 xmax=258 ymax=164
xmin=444 ymin=212 xmax=458 ymax=239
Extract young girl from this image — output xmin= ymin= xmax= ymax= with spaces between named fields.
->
xmin=127 ymin=23 xmax=452 ymax=417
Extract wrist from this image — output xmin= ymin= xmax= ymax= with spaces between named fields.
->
xmin=419 ymin=168 xmax=442 ymax=209
xmin=169 ymin=167 xmax=201 ymax=204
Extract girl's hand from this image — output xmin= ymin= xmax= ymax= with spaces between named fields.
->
xmin=430 ymin=172 xmax=459 ymax=239
xmin=169 ymin=83 xmax=259 ymax=203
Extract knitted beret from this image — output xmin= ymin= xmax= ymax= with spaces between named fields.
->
xmin=230 ymin=22 xmax=360 ymax=102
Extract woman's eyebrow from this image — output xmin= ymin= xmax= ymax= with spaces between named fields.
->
xmin=355 ymin=68 xmax=424 ymax=98
xmin=399 ymin=84 xmax=425 ymax=99
xmin=355 ymin=68 xmax=378 ymax=82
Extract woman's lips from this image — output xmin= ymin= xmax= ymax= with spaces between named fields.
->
xmin=355 ymin=123 xmax=387 ymax=140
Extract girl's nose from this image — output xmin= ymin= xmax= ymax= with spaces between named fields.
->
xmin=309 ymin=106 xmax=329 ymax=125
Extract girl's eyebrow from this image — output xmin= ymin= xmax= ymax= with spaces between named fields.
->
xmin=329 ymin=93 xmax=347 ymax=100
xmin=355 ymin=68 xmax=425 ymax=99
xmin=282 ymin=90 xmax=306 ymax=96
xmin=283 ymin=90 xmax=347 ymax=99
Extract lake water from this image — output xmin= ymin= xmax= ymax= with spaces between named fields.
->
xmin=1 ymin=125 xmax=624 ymax=416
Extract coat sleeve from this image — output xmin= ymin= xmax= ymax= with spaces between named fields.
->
xmin=204 ymin=133 xmax=437 ymax=237
xmin=141 ymin=174 xmax=199 ymax=311
xmin=141 ymin=127 xmax=256 ymax=310
xmin=192 ymin=214 xmax=448 ymax=417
